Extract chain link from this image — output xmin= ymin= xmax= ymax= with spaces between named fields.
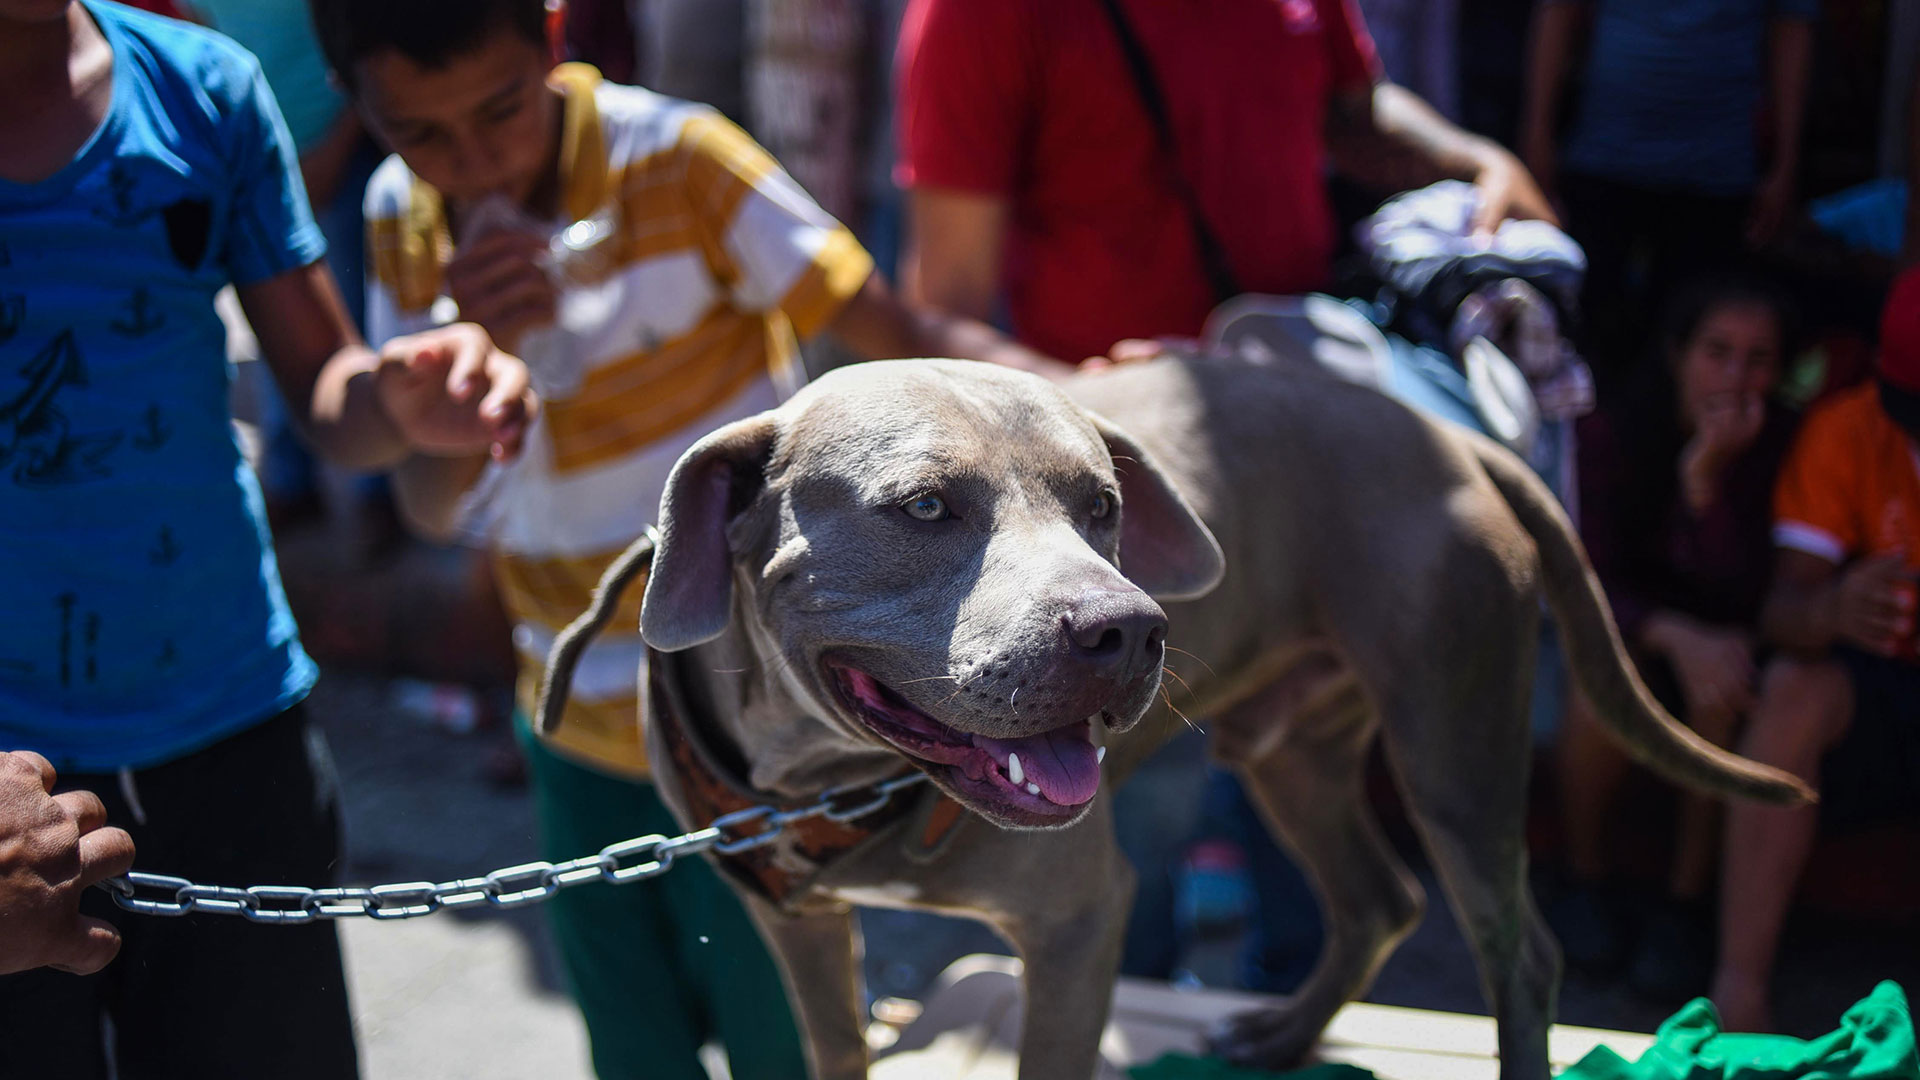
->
xmin=96 ymin=772 xmax=926 ymax=922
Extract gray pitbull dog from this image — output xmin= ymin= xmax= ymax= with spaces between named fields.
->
xmin=542 ymin=356 xmax=1808 ymax=1080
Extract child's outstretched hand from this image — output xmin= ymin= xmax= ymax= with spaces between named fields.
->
xmin=375 ymin=323 xmax=539 ymax=462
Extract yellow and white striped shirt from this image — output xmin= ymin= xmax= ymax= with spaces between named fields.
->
xmin=364 ymin=64 xmax=873 ymax=778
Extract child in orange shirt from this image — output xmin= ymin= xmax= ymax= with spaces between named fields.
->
xmin=1711 ymin=269 xmax=1920 ymax=1032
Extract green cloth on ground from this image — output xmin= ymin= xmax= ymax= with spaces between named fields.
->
xmin=1130 ymin=983 xmax=1914 ymax=1080
xmin=1128 ymin=1054 xmax=1373 ymax=1079
xmin=1563 ymin=981 xmax=1917 ymax=1080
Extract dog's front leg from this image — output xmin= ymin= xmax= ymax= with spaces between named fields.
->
xmin=742 ymin=897 xmax=869 ymax=1080
xmin=996 ymin=836 xmax=1134 ymax=1080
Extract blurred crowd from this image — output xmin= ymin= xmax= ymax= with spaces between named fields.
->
xmin=2 ymin=0 xmax=1917 ymax=1077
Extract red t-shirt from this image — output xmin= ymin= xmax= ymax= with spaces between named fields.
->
xmin=897 ymin=0 xmax=1381 ymax=363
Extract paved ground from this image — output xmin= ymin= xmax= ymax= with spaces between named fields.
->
xmin=314 ymin=663 xmax=1918 ymax=1079
xmin=318 ymin=675 xmax=595 ymax=1080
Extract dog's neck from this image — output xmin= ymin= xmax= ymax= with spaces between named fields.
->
xmin=674 ymin=585 xmax=910 ymax=800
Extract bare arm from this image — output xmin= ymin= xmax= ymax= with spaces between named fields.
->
xmin=239 ymin=260 xmax=411 ymax=470
xmin=1762 ymin=548 xmax=1916 ymax=656
xmin=1748 ymin=17 xmax=1814 ymax=245
xmin=1328 ymin=82 xmax=1558 ymax=231
xmin=827 ymin=275 xmax=1073 ymax=378
xmin=389 ymin=454 xmax=491 ymax=543
xmin=881 ymin=185 xmax=1076 ymax=375
xmin=1518 ymin=1 xmax=1588 ymax=197
xmin=240 ymin=261 xmax=536 ymax=474
xmin=903 ymin=186 xmax=1008 ymax=323
xmin=1764 ymin=20 xmax=1813 ymax=183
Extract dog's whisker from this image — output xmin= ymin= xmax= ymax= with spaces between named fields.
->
xmin=895 ymin=674 xmax=961 ymax=686
xmin=1160 ymin=664 xmax=1197 ymax=699
xmin=1164 ymin=646 xmax=1217 ymax=677
xmin=1158 ymin=683 xmax=1202 ymax=733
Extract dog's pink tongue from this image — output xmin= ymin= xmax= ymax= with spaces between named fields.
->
xmin=975 ymin=727 xmax=1101 ymax=806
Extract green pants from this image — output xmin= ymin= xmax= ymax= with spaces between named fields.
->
xmin=515 ymin=714 xmax=809 ymax=1080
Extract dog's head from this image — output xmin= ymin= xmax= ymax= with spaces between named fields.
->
xmin=640 ymin=360 xmax=1223 ymax=829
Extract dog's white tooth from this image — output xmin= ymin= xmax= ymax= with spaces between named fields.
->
xmin=1097 ymin=746 xmax=1107 ymax=764
xmin=1026 ymin=782 xmax=1041 ymax=796
xmin=1007 ymin=752 xmax=1024 ymax=786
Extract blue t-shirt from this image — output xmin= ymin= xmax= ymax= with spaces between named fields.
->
xmin=0 ymin=1 xmax=321 ymax=772
xmin=1560 ymin=0 xmax=1820 ymax=195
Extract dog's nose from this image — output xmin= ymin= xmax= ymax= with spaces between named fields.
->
xmin=1065 ymin=591 xmax=1168 ymax=674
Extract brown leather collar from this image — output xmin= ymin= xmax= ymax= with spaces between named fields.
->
xmin=648 ymin=648 xmax=964 ymax=911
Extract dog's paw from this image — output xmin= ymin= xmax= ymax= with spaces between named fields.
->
xmin=1206 ymin=1004 xmax=1324 ymax=1070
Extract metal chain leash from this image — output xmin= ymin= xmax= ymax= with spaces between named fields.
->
xmin=94 ymin=772 xmax=926 ymax=924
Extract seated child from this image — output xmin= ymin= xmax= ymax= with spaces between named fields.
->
xmin=1553 ymin=276 xmax=1799 ymax=999
xmin=1711 ymin=267 xmax=1920 ymax=1032
xmin=306 ymin=0 xmax=1063 ymax=1074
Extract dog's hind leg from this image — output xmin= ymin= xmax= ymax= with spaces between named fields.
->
xmin=1378 ymin=629 xmax=1560 ymax=1080
xmin=1210 ymin=684 xmax=1425 ymax=1070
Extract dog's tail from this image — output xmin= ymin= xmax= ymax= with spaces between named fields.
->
xmin=535 ymin=529 xmax=658 ymax=736
xmin=1475 ymin=443 xmax=1813 ymax=806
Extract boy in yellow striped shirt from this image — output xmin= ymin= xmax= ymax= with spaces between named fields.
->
xmin=309 ymin=0 xmax=1063 ymax=1075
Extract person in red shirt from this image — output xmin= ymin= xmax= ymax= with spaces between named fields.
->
xmin=896 ymin=0 xmax=1555 ymax=988
xmin=1711 ymin=270 xmax=1920 ymax=1032
xmin=895 ymin=0 xmax=1554 ymax=365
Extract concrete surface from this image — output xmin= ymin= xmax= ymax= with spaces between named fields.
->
xmin=312 ymin=663 xmax=1917 ymax=1079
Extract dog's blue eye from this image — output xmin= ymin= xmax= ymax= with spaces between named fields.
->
xmin=903 ymin=494 xmax=949 ymax=522
xmin=1091 ymin=490 xmax=1117 ymax=519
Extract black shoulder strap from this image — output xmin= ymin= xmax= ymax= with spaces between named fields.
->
xmin=1095 ymin=0 xmax=1242 ymax=304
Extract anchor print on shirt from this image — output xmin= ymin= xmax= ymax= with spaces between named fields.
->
xmin=149 ymin=526 xmax=181 ymax=566
xmin=52 ymin=594 xmax=107 ymax=687
xmin=0 ymin=330 xmax=123 ymax=486
xmin=110 ymin=287 xmax=165 ymax=337
xmin=132 ymin=404 xmax=170 ymax=451
xmin=0 ymin=294 xmax=21 ymax=346
xmin=95 ymin=163 xmax=214 ymax=271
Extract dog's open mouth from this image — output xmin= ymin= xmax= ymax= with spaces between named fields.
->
xmin=827 ymin=663 xmax=1103 ymax=826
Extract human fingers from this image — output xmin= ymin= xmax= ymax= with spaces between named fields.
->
xmin=463 ymin=277 xmax=557 ymax=352
xmin=447 ymin=232 xmax=549 ymax=296
xmin=1844 ymin=606 xmax=1911 ymax=655
xmin=1471 ymin=157 xmax=1558 ymax=233
xmin=1860 ymin=551 xmax=1914 ymax=583
xmin=52 ymin=789 xmax=108 ymax=835
xmin=1468 ymin=174 xmax=1508 ymax=236
xmin=2 ymin=750 xmax=56 ymax=794
xmin=440 ymin=327 xmax=493 ymax=405
xmin=1106 ymin=339 xmax=1168 ymax=365
xmin=478 ymin=352 xmax=535 ymax=460
xmin=76 ymin=824 xmax=136 ymax=886
xmin=378 ymin=335 xmax=453 ymax=390
xmin=46 ymin=917 xmax=123 ymax=977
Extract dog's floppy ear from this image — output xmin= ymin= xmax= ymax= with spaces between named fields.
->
xmin=641 ymin=413 xmax=779 ymax=652
xmin=1091 ymin=414 xmax=1226 ymax=601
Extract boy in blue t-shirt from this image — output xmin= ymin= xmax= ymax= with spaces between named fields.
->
xmin=0 ymin=1 xmax=536 ymax=1074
